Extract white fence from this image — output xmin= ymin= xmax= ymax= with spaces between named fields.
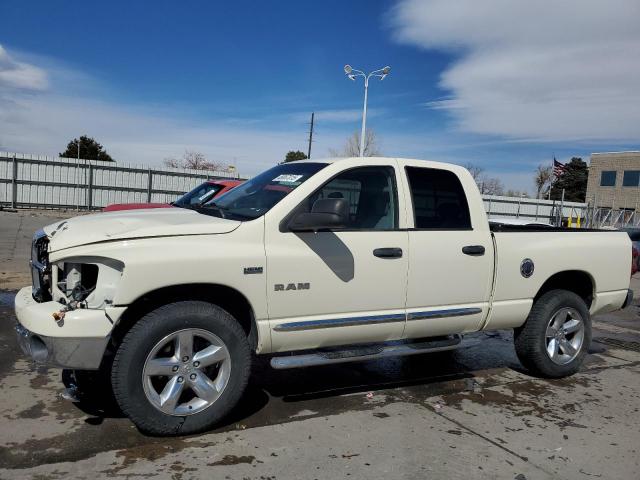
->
xmin=0 ymin=152 xmax=242 ymax=210
xmin=483 ymin=194 xmax=587 ymax=225
xmin=1 ymin=152 xmax=596 ymax=226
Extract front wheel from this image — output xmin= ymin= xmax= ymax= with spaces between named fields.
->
xmin=514 ymin=289 xmax=591 ymax=378
xmin=111 ymin=301 xmax=251 ymax=435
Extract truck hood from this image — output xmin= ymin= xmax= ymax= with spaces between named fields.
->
xmin=43 ymin=208 xmax=241 ymax=252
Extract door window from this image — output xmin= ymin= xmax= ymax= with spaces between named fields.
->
xmin=305 ymin=166 xmax=398 ymax=230
xmin=405 ymin=167 xmax=471 ymax=229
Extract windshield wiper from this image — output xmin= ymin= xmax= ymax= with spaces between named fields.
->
xmin=193 ymin=203 xmax=226 ymax=218
xmin=195 ymin=203 xmax=257 ymax=221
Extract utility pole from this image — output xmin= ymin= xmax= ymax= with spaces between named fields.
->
xmin=307 ymin=112 xmax=314 ymax=159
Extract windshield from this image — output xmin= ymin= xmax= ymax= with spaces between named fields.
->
xmin=173 ymin=182 xmax=223 ymax=208
xmin=197 ymin=162 xmax=328 ymax=220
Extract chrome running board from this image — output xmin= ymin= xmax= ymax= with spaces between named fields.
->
xmin=270 ymin=335 xmax=462 ymax=370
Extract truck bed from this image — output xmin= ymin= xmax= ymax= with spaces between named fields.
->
xmin=483 ymin=228 xmax=631 ymax=331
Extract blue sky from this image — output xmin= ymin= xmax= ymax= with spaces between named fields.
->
xmin=1 ymin=0 xmax=639 ymax=192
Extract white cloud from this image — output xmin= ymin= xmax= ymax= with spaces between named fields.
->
xmin=0 ymin=45 xmax=353 ymax=175
xmin=390 ymin=0 xmax=640 ymax=142
xmin=0 ymin=92 xmax=351 ymax=175
xmin=0 ymin=45 xmax=48 ymax=91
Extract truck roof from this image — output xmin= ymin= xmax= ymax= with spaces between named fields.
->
xmin=292 ymin=156 xmax=459 ymax=170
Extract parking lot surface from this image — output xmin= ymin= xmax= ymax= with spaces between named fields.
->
xmin=1 ymin=209 xmax=639 ymax=479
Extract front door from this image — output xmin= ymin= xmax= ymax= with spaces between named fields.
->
xmin=265 ymin=164 xmax=409 ymax=352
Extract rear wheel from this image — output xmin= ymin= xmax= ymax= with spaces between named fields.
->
xmin=111 ymin=301 xmax=251 ymax=435
xmin=514 ymin=289 xmax=591 ymax=378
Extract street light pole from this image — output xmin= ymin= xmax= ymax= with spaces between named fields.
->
xmin=360 ymin=76 xmax=369 ymax=158
xmin=344 ymin=65 xmax=390 ymax=157
xmin=76 ymin=140 xmax=80 ymax=211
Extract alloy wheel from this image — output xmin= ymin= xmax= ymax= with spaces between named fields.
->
xmin=142 ymin=328 xmax=231 ymax=416
xmin=545 ymin=307 xmax=585 ymax=365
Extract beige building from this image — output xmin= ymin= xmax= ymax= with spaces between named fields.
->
xmin=586 ymin=151 xmax=640 ymax=210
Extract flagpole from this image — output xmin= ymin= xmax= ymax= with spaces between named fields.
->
xmin=548 ymin=153 xmax=554 ymax=200
xmin=560 ymin=188 xmax=565 ymax=227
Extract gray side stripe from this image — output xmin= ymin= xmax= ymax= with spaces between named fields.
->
xmin=407 ymin=307 xmax=482 ymax=321
xmin=274 ymin=307 xmax=482 ymax=332
xmin=273 ymin=313 xmax=406 ymax=332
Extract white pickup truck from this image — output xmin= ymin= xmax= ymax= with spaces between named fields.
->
xmin=14 ymin=157 xmax=633 ymax=435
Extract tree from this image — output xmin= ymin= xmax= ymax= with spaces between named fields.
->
xmin=464 ymin=163 xmax=504 ymax=195
xmin=534 ymin=164 xmax=553 ymax=199
xmin=464 ymin=163 xmax=484 ymax=182
xmin=329 ymin=130 xmax=381 ymax=157
xmin=59 ymin=135 xmax=114 ymax=162
xmin=284 ymin=150 xmax=308 ymax=162
xmin=479 ymin=177 xmax=504 ymax=196
xmin=505 ymin=189 xmax=529 ymax=198
xmin=549 ymin=157 xmax=588 ymax=202
xmin=163 ymin=150 xmax=228 ymax=171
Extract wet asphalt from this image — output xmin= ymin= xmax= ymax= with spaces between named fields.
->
xmin=0 ymin=210 xmax=639 ymax=479
xmin=1 ymin=287 xmax=640 ymax=479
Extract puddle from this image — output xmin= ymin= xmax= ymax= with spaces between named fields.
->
xmin=0 ymin=291 xmax=16 ymax=307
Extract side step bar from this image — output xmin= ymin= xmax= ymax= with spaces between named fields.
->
xmin=270 ymin=335 xmax=462 ymax=370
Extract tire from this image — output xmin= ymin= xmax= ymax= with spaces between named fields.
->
xmin=111 ymin=301 xmax=251 ymax=435
xmin=63 ymin=368 xmax=115 ymax=400
xmin=514 ymin=289 xmax=591 ymax=378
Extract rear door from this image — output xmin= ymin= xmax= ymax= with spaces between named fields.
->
xmin=401 ymin=164 xmax=494 ymax=338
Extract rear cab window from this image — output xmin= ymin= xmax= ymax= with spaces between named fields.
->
xmin=405 ymin=167 xmax=471 ymax=229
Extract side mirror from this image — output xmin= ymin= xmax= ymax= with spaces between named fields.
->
xmin=289 ymin=198 xmax=349 ymax=232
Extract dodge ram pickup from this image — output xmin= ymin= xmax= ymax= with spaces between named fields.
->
xmin=14 ymin=157 xmax=633 ymax=435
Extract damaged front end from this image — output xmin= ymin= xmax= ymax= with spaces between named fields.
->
xmin=15 ymin=230 xmax=127 ymax=369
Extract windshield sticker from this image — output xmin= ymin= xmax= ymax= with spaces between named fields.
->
xmin=272 ymin=174 xmax=303 ymax=183
xmin=198 ymin=191 xmax=216 ymax=201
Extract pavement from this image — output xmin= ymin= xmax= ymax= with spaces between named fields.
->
xmin=0 ymin=209 xmax=83 ymax=290
xmin=0 ymin=209 xmax=639 ymax=479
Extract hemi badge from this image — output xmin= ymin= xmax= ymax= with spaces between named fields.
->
xmin=244 ymin=267 xmax=263 ymax=275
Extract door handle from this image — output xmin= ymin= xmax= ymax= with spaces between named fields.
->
xmin=373 ymin=247 xmax=403 ymax=258
xmin=462 ymin=245 xmax=485 ymax=256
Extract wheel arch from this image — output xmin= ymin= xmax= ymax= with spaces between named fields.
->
xmin=110 ymin=283 xmax=260 ymax=352
xmin=534 ymin=270 xmax=595 ymax=308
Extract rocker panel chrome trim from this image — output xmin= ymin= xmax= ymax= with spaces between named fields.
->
xmin=273 ymin=313 xmax=406 ymax=332
xmin=407 ymin=307 xmax=482 ymax=321
xmin=274 ymin=307 xmax=482 ymax=332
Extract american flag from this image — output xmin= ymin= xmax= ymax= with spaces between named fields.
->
xmin=553 ymin=158 xmax=567 ymax=177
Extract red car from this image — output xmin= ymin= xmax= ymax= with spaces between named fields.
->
xmin=103 ymin=179 xmax=242 ymax=212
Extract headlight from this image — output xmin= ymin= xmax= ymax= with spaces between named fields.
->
xmin=52 ymin=257 xmax=124 ymax=308
xmin=61 ymin=263 xmax=98 ymax=302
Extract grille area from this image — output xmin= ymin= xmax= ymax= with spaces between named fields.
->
xmin=30 ymin=229 xmax=51 ymax=302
